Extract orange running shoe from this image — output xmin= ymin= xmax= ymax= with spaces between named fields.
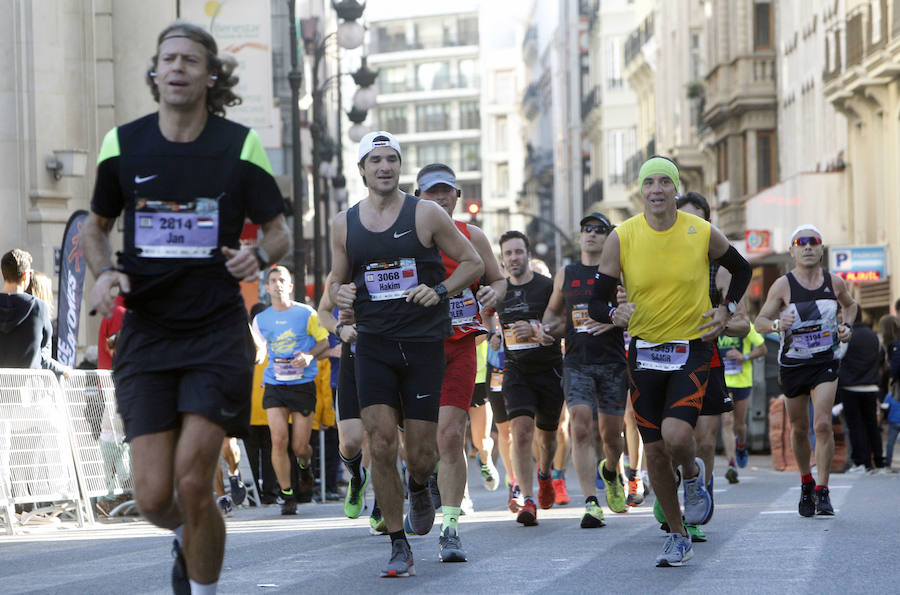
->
xmin=553 ymin=477 xmax=569 ymax=505
xmin=537 ymin=474 xmax=556 ymax=510
xmin=627 ymin=477 xmax=645 ymax=506
xmin=517 ymin=498 xmax=538 ymax=526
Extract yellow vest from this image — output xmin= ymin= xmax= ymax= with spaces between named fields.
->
xmin=618 ymin=211 xmax=712 ymax=342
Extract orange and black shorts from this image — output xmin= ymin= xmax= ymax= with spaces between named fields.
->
xmin=626 ymin=337 xmax=713 ymax=443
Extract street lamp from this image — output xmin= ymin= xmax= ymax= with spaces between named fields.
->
xmin=287 ymin=0 xmax=307 ymax=302
xmin=300 ymin=3 xmax=378 ymax=303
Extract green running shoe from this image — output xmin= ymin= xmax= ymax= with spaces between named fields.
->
xmin=580 ymin=500 xmax=606 ymax=528
xmin=369 ymin=510 xmax=388 ymax=535
xmin=653 ymin=497 xmax=667 ymax=525
xmin=685 ymin=522 xmax=707 ymax=543
xmin=345 ymin=467 xmax=369 ymax=519
xmin=599 ymin=459 xmax=627 ymax=513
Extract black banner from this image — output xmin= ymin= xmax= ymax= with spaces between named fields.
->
xmin=56 ymin=209 xmax=89 ymax=367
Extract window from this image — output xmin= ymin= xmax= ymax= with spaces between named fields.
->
xmin=415 ymin=103 xmax=450 ymax=132
xmin=494 ymin=116 xmax=508 ymax=152
xmin=373 ymin=22 xmax=407 ymax=53
xmin=460 ymin=142 xmax=481 ymax=172
xmin=379 ymin=66 xmax=409 ymax=94
xmin=459 ymin=181 xmax=481 ymax=200
xmin=689 ymin=31 xmax=703 ymax=80
xmin=416 ymin=62 xmax=451 ymax=92
xmin=459 ymin=58 xmax=480 ymax=89
xmin=459 ymin=100 xmax=480 ymax=129
xmin=413 ymin=20 xmax=445 ymax=49
xmin=606 ymin=130 xmax=625 ymax=184
xmin=493 ymin=71 xmax=515 ymax=104
xmin=757 ymin=130 xmax=776 ymax=190
xmin=606 ymin=38 xmax=623 ymax=89
xmin=717 ymin=139 xmax=729 ymax=184
xmin=495 ymin=162 xmax=509 ymax=195
xmin=418 ymin=143 xmax=452 ymax=166
xmin=457 ymin=16 xmax=478 ymax=46
xmin=378 ymin=106 xmax=407 ymax=134
xmin=753 ymin=1 xmax=772 ymax=50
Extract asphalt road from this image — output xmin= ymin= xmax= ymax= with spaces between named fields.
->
xmin=2 ymin=455 xmax=898 ymax=594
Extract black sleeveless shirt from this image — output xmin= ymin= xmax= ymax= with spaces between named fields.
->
xmin=346 ymin=194 xmax=449 ymax=341
xmin=563 ymin=263 xmax=625 ymax=366
xmin=497 ymin=273 xmax=562 ymax=371
xmin=778 ymin=270 xmax=840 ymax=367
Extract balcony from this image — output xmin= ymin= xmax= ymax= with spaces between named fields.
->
xmin=624 ymin=138 xmax=656 ymax=186
xmin=581 ymin=85 xmax=601 ymax=119
xmin=703 ymin=54 xmax=777 ymax=130
xmin=584 ymin=180 xmax=603 ymax=205
xmin=522 ymin=81 xmax=541 ymax=121
xmin=522 ymin=25 xmax=538 ymax=64
xmin=624 ymin=13 xmax=654 ymax=68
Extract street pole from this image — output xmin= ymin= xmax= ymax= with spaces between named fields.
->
xmin=311 ymin=41 xmax=324 ymax=304
xmin=326 ymin=46 xmax=341 ymax=273
xmin=287 ymin=0 xmax=307 ymax=301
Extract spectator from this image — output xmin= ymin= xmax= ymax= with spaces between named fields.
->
xmin=24 ymin=269 xmax=68 ymax=377
xmin=97 ymin=295 xmax=126 ymax=370
xmin=877 ymin=315 xmax=900 ymax=470
xmin=838 ymin=313 xmax=884 ymax=472
xmin=0 ymin=249 xmax=52 ymax=370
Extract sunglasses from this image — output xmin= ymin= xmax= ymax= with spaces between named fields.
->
xmin=582 ymin=224 xmax=611 ymax=234
xmin=792 ymin=236 xmax=822 ymax=247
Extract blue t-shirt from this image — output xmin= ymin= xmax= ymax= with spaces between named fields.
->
xmin=252 ymin=302 xmax=328 ymax=385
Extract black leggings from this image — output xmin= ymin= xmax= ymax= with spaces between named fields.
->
xmin=839 ymin=388 xmax=884 ymax=468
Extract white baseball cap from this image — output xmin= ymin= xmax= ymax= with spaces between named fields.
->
xmin=357 ymin=131 xmax=402 ymax=163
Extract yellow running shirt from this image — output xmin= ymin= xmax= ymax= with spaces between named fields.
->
xmin=618 ymin=211 xmax=712 ymax=342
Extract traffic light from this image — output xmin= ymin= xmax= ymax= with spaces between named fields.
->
xmin=466 ymin=201 xmax=480 ymax=216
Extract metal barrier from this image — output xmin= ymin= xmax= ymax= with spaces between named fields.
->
xmin=59 ymin=371 xmax=134 ymax=523
xmin=0 ymin=369 xmax=86 ymax=535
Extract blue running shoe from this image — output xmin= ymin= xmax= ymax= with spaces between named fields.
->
xmin=655 ymin=532 xmax=694 ymax=567
xmin=682 ymin=458 xmax=712 ymax=525
xmin=736 ymin=441 xmax=749 ymax=468
xmin=703 ymin=474 xmax=714 ymax=525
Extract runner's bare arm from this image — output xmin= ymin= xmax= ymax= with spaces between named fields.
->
xmin=541 ymin=267 xmax=568 ymax=339
xmin=406 ymin=200 xmax=483 ymax=306
xmin=715 ymin=267 xmax=750 ymax=338
xmin=223 ymin=214 xmax=290 ymax=282
xmin=328 ymin=211 xmax=356 ymax=309
xmin=832 ymin=273 xmax=858 ymax=342
xmin=83 ymin=212 xmax=131 ymax=318
xmin=466 ymin=224 xmax=506 ymax=310
xmin=754 ymin=276 xmax=791 ymax=333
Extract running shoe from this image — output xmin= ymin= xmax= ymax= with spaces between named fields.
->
xmin=537 ymin=473 xmax=556 ymax=510
xmin=725 ymin=465 xmax=739 ymax=484
xmin=703 ymin=474 xmax=714 ymax=525
xmin=685 ymin=522 xmax=707 ymax=543
xmin=298 ymin=464 xmax=314 ymax=498
xmin=478 ymin=453 xmax=500 ymax=491
xmin=595 ymin=461 xmax=604 ymax=490
xmin=735 ymin=441 xmax=749 ymax=468
xmin=428 ymin=471 xmax=441 ymax=510
xmin=228 ymin=473 xmax=246 ymax=506
xmin=345 ymin=467 xmax=369 ymax=519
xmin=655 ymin=532 xmax=694 ymax=567
xmin=553 ymin=477 xmax=570 ymax=505
xmin=405 ymin=484 xmax=436 ymax=535
xmin=682 ymin=458 xmax=712 ymax=525
xmin=798 ymin=482 xmax=815 ymax=517
xmin=815 ymin=486 xmax=834 ymax=516
xmin=281 ymin=490 xmax=297 ymax=516
xmin=460 ymin=491 xmax=475 ymax=516
xmin=380 ymin=539 xmax=415 ymax=578
xmin=369 ymin=509 xmax=388 ymax=535
xmin=171 ymin=539 xmax=190 ymax=595
xmin=217 ymin=495 xmax=233 ymax=517
xmin=599 ymin=459 xmax=627 ymax=513
xmin=438 ymin=526 xmax=467 ymax=562
xmin=580 ymin=500 xmax=606 ymax=528
xmin=517 ymin=498 xmax=538 ymax=526
xmin=507 ymin=482 xmax=523 ymax=513
xmin=627 ymin=477 xmax=645 ymax=506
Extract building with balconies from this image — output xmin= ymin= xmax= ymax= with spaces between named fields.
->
xmin=822 ymin=0 xmax=900 ymax=312
xmin=699 ymin=0 xmax=778 ymax=241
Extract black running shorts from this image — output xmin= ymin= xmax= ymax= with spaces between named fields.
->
xmin=779 ymin=361 xmax=839 ymax=399
xmin=354 ymin=332 xmax=444 ymax=422
xmin=502 ymin=364 xmax=565 ymax=431
xmin=337 ymin=341 xmax=360 ymax=421
xmin=262 ymin=382 xmax=316 ymax=416
xmin=113 ymin=315 xmax=255 ymax=441
xmin=626 ymin=337 xmax=713 ymax=443
xmin=699 ymin=364 xmax=734 ymax=415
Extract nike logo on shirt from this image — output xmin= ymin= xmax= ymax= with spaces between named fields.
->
xmin=135 ymin=174 xmax=158 ymax=184
xmin=394 ymin=230 xmax=413 ymax=239
xmin=415 ymin=393 xmax=430 ymax=399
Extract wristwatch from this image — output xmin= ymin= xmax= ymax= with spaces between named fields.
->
xmin=252 ymin=245 xmax=270 ymax=270
xmin=433 ymin=283 xmax=449 ymax=302
xmin=721 ymin=299 xmax=738 ymax=316
xmin=335 ymin=323 xmax=345 ymax=339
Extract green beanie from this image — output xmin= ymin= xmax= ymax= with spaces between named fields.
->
xmin=638 ymin=157 xmax=680 ymax=192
